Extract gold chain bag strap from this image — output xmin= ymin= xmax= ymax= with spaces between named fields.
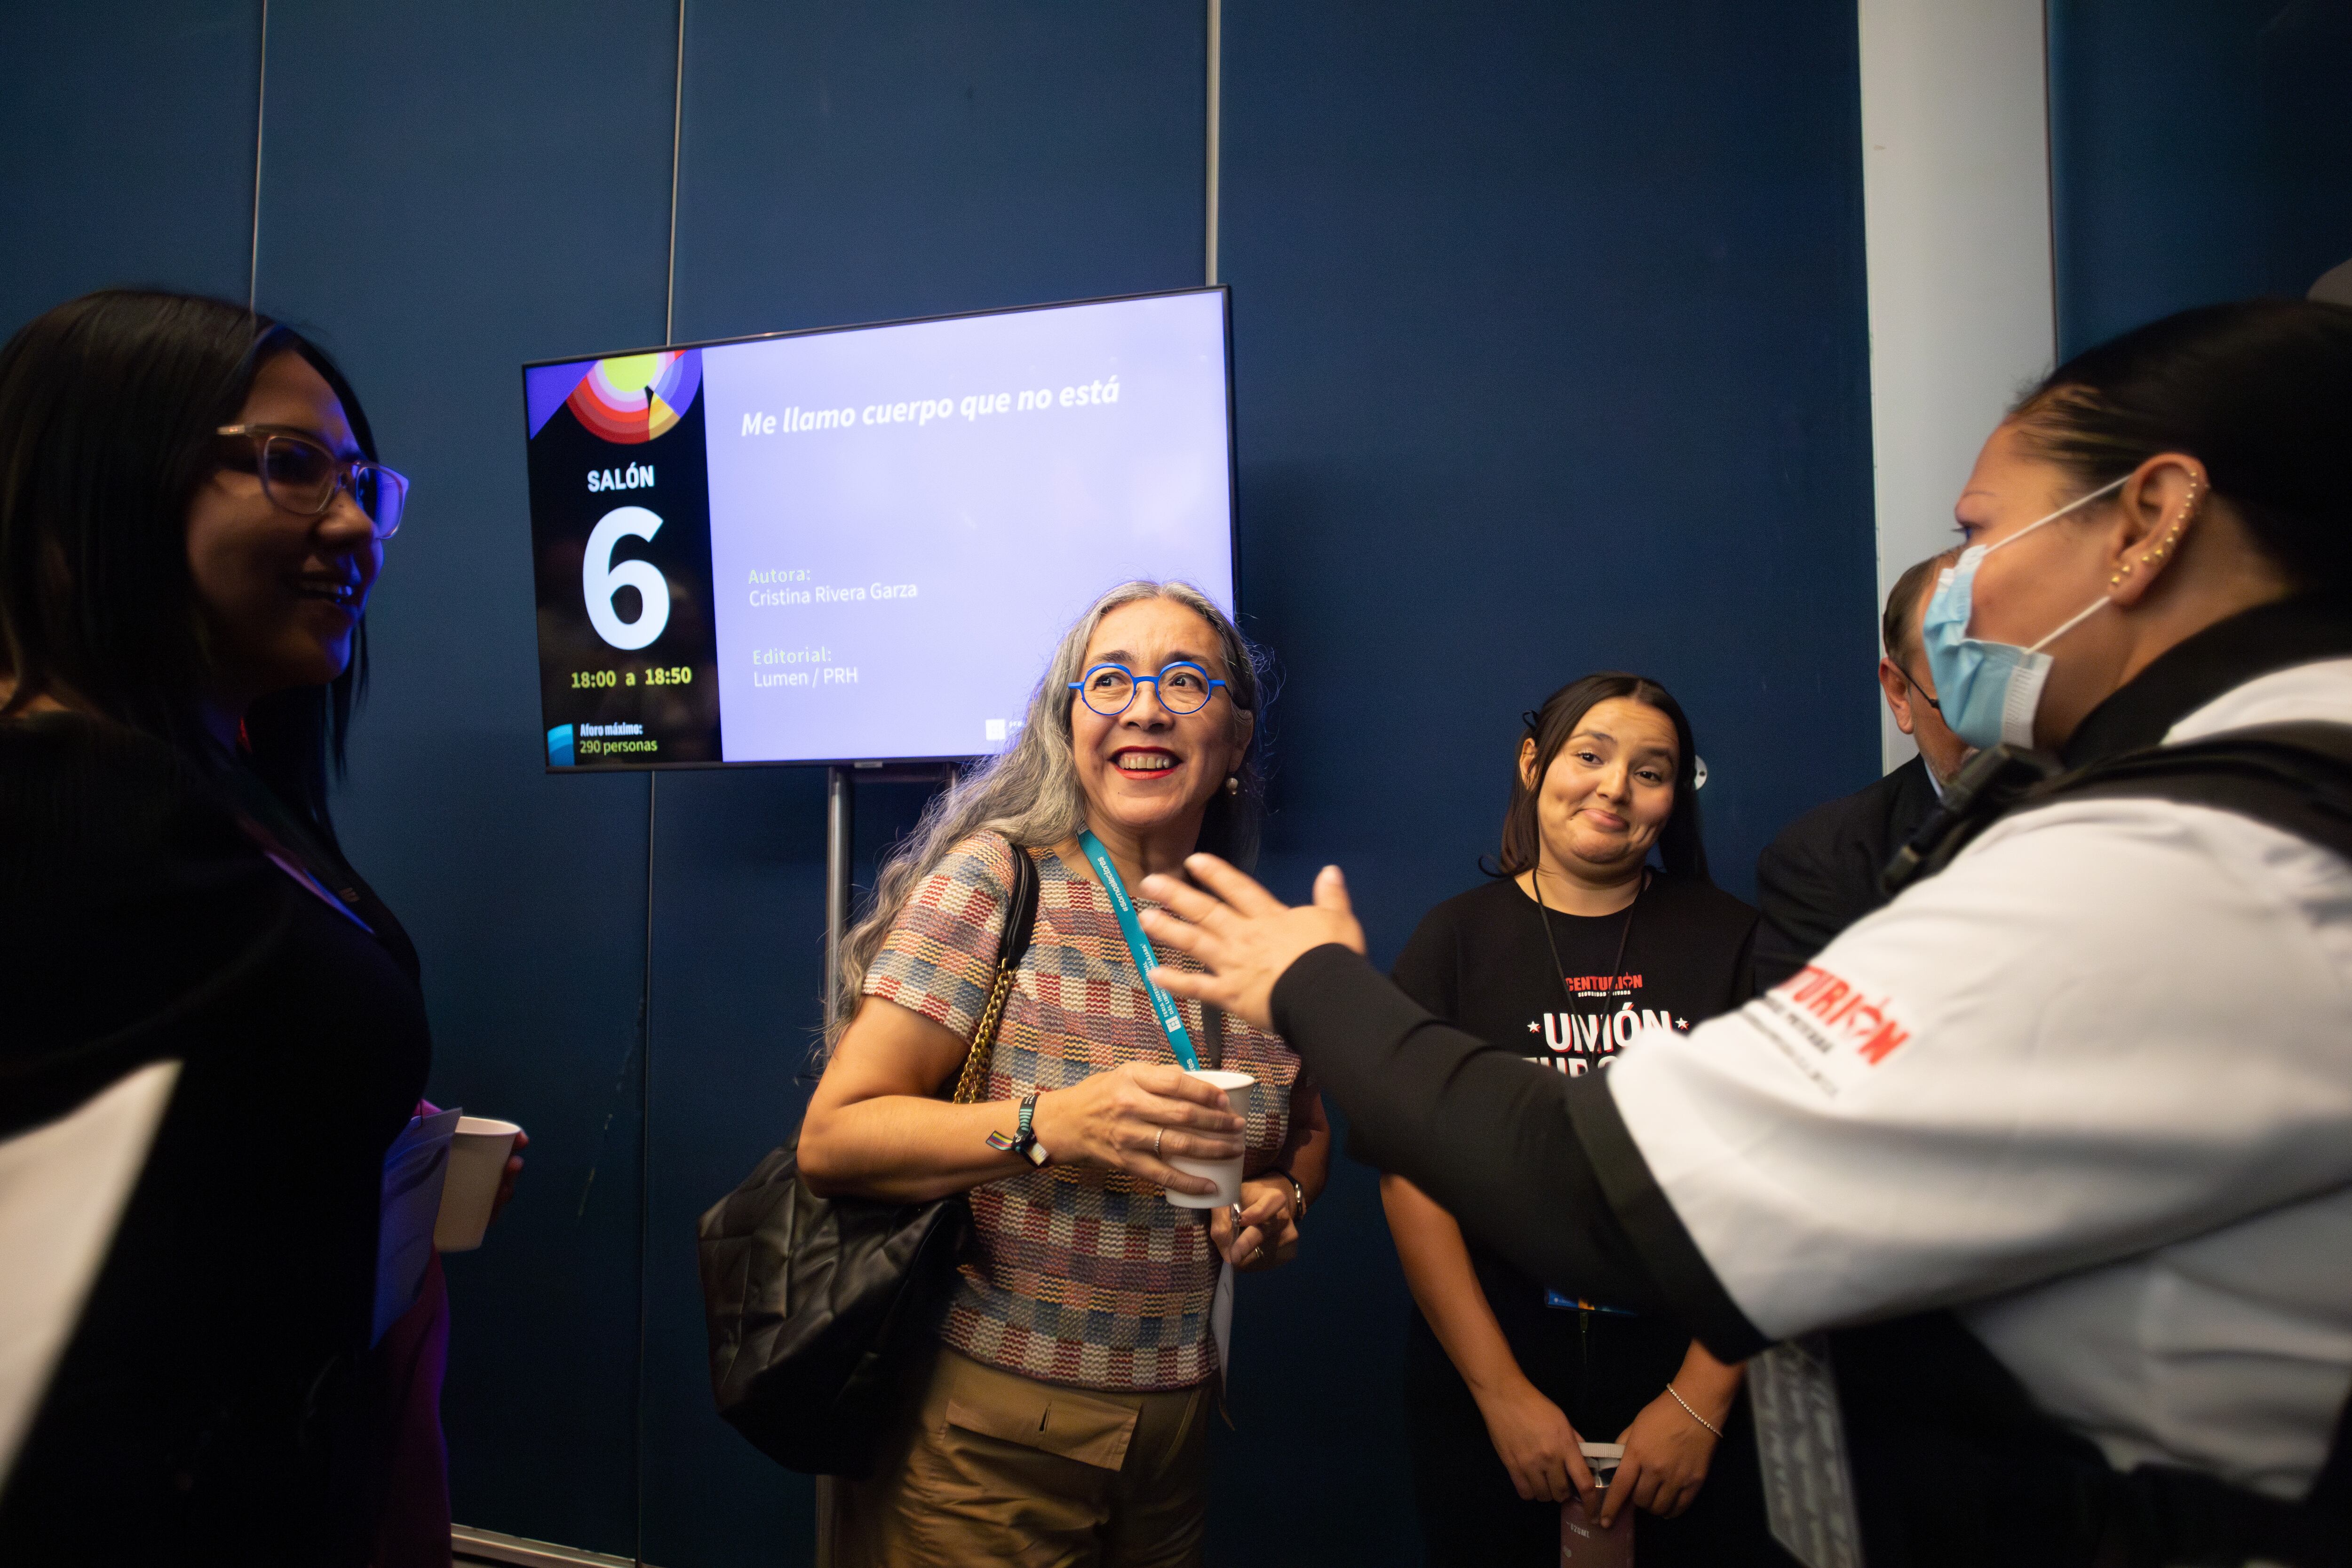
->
xmin=696 ymin=834 xmax=1040 ymax=1476
xmin=949 ymin=842 xmax=1038 ymax=1104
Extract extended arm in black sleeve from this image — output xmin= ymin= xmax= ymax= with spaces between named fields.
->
xmin=1271 ymin=943 xmax=1768 ymax=1360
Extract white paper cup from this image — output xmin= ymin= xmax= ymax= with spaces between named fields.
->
xmin=433 ymin=1116 xmax=521 ymax=1252
xmin=1163 ymin=1070 xmax=1254 ymax=1208
xmin=1560 ymin=1441 xmax=1633 ymax=1564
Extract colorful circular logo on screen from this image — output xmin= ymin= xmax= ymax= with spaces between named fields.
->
xmin=566 ymin=350 xmax=701 ymax=444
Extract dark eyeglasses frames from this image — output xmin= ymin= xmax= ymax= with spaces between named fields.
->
xmin=216 ymin=425 xmax=409 ymax=540
xmin=1894 ymin=660 xmax=1941 ymax=713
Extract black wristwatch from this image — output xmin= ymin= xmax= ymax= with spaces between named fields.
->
xmin=1269 ymin=1165 xmax=1307 ymax=1225
xmin=985 ymin=1091 xmax=1052 ymax=1167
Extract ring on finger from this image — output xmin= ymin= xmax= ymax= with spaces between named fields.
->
xmin=1153 ymin=1127 xmax=1165 ymax=1159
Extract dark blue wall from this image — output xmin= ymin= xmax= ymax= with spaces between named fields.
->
xmin=0 ymin=0 xmax=258 ymax=327
xmin=1212 ymin=7 xmax=1874 ymax=1560
xmin=2050 ymin=0 xmax=2352 ymax=360
xmin=3 ymin=4 xmax=1876 ymax=1563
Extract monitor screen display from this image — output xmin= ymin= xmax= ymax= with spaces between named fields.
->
xmin=522 ymin=287 xmax=1235 ymax=769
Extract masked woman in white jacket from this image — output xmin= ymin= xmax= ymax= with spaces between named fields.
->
xmin=1134 ymin=298 xmax=2352 ymax=1568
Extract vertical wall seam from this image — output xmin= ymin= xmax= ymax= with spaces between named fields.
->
xmin=638 ymin=8 xmax=686 ymax=1563
xmin=1205 ymin=0 xmax=1220 ymax=286
xmin=633 ymin=772 xmax=655 ymax=1568
xmin=247 ymin=0 xmax=269 ymax=310
xmin=2040 ymin=0 xmax=2060 ymax=358
xmin=665 ymin=0 xmax=687 ymax=342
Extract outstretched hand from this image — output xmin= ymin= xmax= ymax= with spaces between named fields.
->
xmin=1137 ymin=855 xmax=1366 ymax=1034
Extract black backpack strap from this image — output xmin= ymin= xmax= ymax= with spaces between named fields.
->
xmin=2027 ymin=722 xmax=2352 ymax=861
xmin=1882 ymin=745 xmax=2063 ymax=895
xmin=1886 ymin=722 xmax=2352 ymax=898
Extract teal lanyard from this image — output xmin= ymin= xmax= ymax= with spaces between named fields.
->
xmin=1076 ymin=830 xmax=1203 ymax=1072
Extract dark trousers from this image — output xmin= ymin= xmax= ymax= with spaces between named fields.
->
xmin=1402 ymin=1309 xmax=1793 ymax=1568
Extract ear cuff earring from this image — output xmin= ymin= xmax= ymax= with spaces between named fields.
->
xmin=2114 ymin=479 xmax=2200 ymax=586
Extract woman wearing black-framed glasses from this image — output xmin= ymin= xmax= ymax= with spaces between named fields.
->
xmin=0 ymin=291 xmax=453 ymax=1567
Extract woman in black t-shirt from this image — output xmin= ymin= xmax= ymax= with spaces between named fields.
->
xmin=1383 ymin=672 xmax=1784 ymax=1567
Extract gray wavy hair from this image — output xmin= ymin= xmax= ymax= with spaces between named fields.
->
xmin=827 ymin=579 xmax=1265 ymax=1048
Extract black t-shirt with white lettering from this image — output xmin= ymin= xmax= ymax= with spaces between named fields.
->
xmin=1390 ymin=871 xmax=1757 ymax=1429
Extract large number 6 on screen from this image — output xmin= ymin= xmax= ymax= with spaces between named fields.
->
xmin=583 ymin=505 xmax=672 ymax=651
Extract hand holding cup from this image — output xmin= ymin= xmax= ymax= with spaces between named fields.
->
xmin=435 ymin=1117 xmax=523 ymax=1252
xmin=491 ymin=1129 xmax=530 ymax=1223
xmin=1029 ymin=1061 xmax=1243 ymax=1197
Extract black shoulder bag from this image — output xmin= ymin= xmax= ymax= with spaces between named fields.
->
xmin=695 ymin=838 xmax=1040 ymax=1476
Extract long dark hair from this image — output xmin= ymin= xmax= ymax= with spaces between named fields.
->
xmin=1494 ymin=671 xmax=1710 ymax=883
xmin=2010 ymin=298 xmax=2352 ymax=594
xmin=0 ymin=289 xmax=379 ymax=840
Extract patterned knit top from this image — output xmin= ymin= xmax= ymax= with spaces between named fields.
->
xmin=862 ymin=832 xmax=1306 ymax=1392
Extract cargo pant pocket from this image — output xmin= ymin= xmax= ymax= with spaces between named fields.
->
xmin=944 ymin=1384 xmax=1141 ymax=1472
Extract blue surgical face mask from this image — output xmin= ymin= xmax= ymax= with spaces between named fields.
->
xmin=1922 ymin=475 xmax=2127 ymax=750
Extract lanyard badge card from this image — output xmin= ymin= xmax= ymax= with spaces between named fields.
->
xmin=1077 ymin=829 xmax=1203 ymax=1071
xmin=1078 ymin=830 xmax=1252 ymax=1375
xmin=1077 ymin=831 xmax=1258 ymax=1177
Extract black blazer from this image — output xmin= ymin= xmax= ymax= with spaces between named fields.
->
xmin=0 ymin=713 xmax=430 ymax=1567
xmin=1752 ymin=754 xmax=1940 ymax=991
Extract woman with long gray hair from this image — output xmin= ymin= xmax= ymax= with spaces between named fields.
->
xmin=799 ymin=579 xmax=1329 ymax=1566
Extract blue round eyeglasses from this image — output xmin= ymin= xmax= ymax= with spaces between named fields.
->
xmin=1068 ymin=661 xmax=1228 ymax=718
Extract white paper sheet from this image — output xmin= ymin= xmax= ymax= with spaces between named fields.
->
xmin=0 ymin=1060 xmax=181 ymax=1482
xmin=373 ymin=1107 xmax=460 ymax=1346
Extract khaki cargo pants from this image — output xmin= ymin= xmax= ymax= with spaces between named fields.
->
xmin=830 ymin=1347 xmax=1212 ymax=1568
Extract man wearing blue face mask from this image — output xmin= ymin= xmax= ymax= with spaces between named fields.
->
xmin=1752 ymin=551 xmax=1970 ymax=989
xmin=1128 ymin=299 xmax=2352 ymax=1568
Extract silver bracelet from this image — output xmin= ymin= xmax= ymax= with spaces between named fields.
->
xmin=1665 ymin=1383 xmax=1724 ymax=1439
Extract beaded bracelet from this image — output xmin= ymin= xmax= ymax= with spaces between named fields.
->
xmin=1665 ymin=1382 xmax=1724 ymax=1439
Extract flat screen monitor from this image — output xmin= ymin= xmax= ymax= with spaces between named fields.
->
xmin=521 ymin=287 xmax=1236 ymax=770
